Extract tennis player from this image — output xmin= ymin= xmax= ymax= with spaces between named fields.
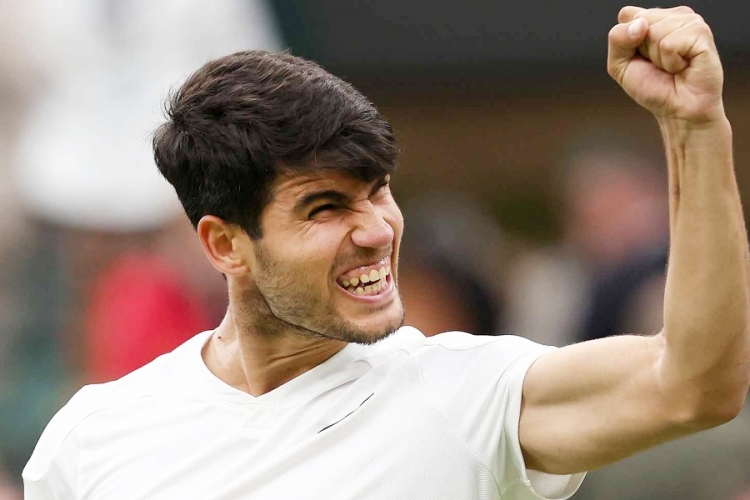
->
xmin=24 ymin=6 xmax=749 ymax=500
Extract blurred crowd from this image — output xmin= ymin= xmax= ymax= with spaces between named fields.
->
xmin=1 ymin=2 xmax=749 ymax=499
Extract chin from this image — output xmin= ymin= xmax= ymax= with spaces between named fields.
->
xmin=344 ymin=309 xmax=405 ymax=345
xmin=343 ymin=327 xmax=397 ymax=345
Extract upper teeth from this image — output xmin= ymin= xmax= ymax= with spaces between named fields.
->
xmin=340 ymin=266 xmax=390 ymax=293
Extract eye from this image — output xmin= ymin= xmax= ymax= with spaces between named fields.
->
xmin=308 ymin=203 xmax=339 ymax=218
xmin=372 ymin=179 xmax=391 ymax=199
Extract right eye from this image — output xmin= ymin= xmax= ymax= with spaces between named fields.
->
xmin=308 ymin=204 xmax=338 ymax=218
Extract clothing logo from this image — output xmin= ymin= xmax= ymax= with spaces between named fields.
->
xmin=317 ymin=393 xmax=374 ymax=433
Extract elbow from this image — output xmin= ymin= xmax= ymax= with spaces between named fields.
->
xmin=695 ymin=396 xmax=744 ymax=427
xmin=669 ymin=385 xmax=747 ymax=430
xmin=694 ymin=352 xmax=750 ymax=426
xmin=657 ymin=327 xmax=750 ymax=429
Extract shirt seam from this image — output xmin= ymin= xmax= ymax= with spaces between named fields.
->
xmin=500 ymin=478 xmax=530 ymax=499
xmin=500 ymin=350 xmax=564 ymax=500
xmin=29 ymin=375 xmax=194 ymax=487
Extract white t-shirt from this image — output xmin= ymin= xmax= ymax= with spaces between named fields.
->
xmin=23 ymin=327 xmax=585 ymax=499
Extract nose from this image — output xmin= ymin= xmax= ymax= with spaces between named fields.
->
xmin=350 ymin=203 xmax=394 ymax=249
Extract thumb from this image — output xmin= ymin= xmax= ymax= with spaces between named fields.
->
xmin=607 ymin=18 xmax=649 ymax=82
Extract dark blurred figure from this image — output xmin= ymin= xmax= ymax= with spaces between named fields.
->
xmin=398 ymin=194 xmax=504 ymax=336
xmin=566 ymin=137 xmax=669 ymax=341
xmin=506 ymin=132 xmax=668 ymax=346
xmin=579 ymin=247 xmax=667 ymax=342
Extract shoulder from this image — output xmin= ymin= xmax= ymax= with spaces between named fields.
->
xmin=371 ymin=327 xmax=555 ymax=388
xmin=419 ymin=330 xmax=555 ymax=364
xmin=423 ymin=330 xmax=545 ymax=351
xmin=414 ymin=330 xmax=557 ymax=394
xmin=374 ymin=326 xmax=553 ymax=367
xmin=23 ymin=331 xmax=210 ymax=482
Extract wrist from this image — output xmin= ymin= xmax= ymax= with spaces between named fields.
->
xmin=658 ymin=112 xmax=732 ymax=147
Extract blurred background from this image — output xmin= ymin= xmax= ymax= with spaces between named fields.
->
xmin=1 ymin=1 xmax=750 ymax=498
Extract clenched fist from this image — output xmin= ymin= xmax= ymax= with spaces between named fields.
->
xmin=608 ymin=6 xmax=724 ymax=124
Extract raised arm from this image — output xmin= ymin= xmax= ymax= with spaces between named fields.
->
xmin=518 ymin=6 xmax=750 ymax=474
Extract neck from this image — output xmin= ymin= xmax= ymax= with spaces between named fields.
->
xmin=202 ymin=308 xmax=346 ymax=397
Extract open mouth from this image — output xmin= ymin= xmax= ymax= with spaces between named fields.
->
xmin=337 ymin=258 xmax=392 ymax=297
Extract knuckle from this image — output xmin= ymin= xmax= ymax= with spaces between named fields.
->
xmin=688 ymin=13 xmax=705 ymax=25
xmin=675 ymin=5 xmax=695 ymax=14
xmin=690 ymin=17 xmax=715 ymax=40
xmin=618 ymin=6 xmax=635 ymax=22
xmin=658 ymin=36 xmax=677 ymax=54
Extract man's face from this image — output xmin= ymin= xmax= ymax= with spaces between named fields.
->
xmin=239 ymin=171 xmax=405 ymax=344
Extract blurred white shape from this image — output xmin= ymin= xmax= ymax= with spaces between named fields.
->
xmin=15 ymin=0 xmax=283 ymax=231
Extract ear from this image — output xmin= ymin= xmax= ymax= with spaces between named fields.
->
xmin=196 ymin=216 xmax=253 ymax=277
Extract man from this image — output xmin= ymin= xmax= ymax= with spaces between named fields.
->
xmin=23 ymin=6 xmax=750 ymax=500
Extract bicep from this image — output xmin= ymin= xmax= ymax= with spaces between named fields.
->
xmin=519 ymin=333 xmax=695 ymax=474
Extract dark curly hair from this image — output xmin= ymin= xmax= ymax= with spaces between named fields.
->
xmin=153 ymin=50 xmax=398 ymax=239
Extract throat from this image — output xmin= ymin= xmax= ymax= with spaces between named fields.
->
xmin=203 ymin=324 xmax=346 ymax=396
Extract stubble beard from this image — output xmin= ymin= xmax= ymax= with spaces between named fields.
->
xmin=240 ymin=245 xmax=405 ymax=345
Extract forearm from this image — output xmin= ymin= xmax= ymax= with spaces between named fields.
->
xmin=520 ymin=9 xmax=750 ymax=475
xmin=659 ymin=115 xmax=750 ymax=417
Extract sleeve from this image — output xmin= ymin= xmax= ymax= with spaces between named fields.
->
xmin=23 ymin=429 xmax=79 ymax=500
xmin=22 ymin=387 xmax=95 ymax=500
xmin=416 ymin=332 xmax=585 ymax=500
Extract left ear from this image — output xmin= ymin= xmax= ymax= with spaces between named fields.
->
xmin=196 ymin=216 xmax=252 ymax=277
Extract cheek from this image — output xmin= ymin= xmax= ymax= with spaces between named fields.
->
xmin=261 ymin=230 xmax=343 ymax=282
xmin=387 ymin=206 xmax=405 ymax=280
xmin=387 ymin=205 xmax=405 ymax=241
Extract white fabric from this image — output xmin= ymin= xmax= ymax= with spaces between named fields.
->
xmin=23 ymin=327 xmax=585 ymax=499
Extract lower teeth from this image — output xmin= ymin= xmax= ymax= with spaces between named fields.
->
xmin=349 ymin=280 xmax=384 ymax=295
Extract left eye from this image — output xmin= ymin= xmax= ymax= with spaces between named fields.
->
xmin=309 ymin=204 xmax=337 ymax=217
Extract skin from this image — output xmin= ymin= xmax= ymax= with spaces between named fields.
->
xmin=198 ymin=171 xmax=405 ymax=396
xmin=519 ymin=6 xmax=750 ymax=474
xmin=196 ymin=4 xmax=749 ymax=477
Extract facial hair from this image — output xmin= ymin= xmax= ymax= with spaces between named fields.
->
xmin=238 ymin=243 xmax=404 ymax=344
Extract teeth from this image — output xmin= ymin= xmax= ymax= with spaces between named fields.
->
xmin=340 ymin=263 xmax=392 ymax=293
xmin=344 ymin=277 xmax=388 ymax=296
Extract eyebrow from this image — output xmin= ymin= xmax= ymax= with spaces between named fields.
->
xmin=294 ymin=177 xmax=389 ymax=213
xmin=295 ymin=190 xmax=351 ymax=212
